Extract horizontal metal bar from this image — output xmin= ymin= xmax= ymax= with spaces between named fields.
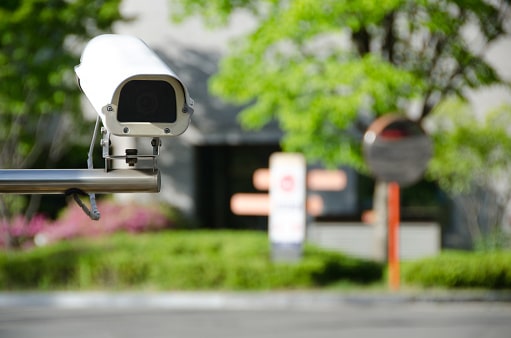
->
xmin=0 ymin=169 xmax=160 ymax=194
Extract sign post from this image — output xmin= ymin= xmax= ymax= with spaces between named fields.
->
xmin=362 ymin=115 xmax=432 ymax=290
xmin=269 ymin=153 xmax=306 ymax=262
xmin=387 ymin=181 xmax=400 ymax=290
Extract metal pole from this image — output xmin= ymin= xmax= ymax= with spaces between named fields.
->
xmin=0 ymin=169 xmax=160 ymax=194
xmin=388 ymin=181 xmax=400 ymax=291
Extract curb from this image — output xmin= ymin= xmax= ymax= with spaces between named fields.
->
xmin=1 ymin=290 xmax=511 ymax=309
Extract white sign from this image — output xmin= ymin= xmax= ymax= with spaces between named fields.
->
xmin=269 ymin=153 xmax=306 ymax=244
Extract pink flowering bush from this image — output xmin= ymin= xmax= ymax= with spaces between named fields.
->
xmin=36 ymin=199 xmax=173 ymax=245
xmin=0 ymin=214 xmax=51 ymax=249
xmin=0 ymin=199 xmax=177 ymax=250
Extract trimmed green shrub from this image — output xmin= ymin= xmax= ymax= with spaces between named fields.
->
xmin=402 ymin=250 xmax=511 ymax=289
xmin=0 ymin=242 xmax=86 ymax=289
xmin=0 ymin=230 xmax=383 ymax=290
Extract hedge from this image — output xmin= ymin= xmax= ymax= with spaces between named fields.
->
xmin=402 ymin=250 xmax=511 ymax=289
xmin=0 ymin=231 xmax=383 ymax=290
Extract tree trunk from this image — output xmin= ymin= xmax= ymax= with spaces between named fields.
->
xmin=372 ymin=180 xmax=388 ymax=262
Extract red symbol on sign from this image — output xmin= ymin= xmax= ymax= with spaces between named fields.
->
xmin=280 ymin=175 xmax=295 ymax=192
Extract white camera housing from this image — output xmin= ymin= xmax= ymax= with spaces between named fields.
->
xmin=75 ymin=34 xmax=193 ymax=137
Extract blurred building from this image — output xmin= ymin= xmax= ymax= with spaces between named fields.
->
xmin=110 ymin=0 xmax=281 ymax=228
xmin=109 ymin=0 xmax=511 ymax=254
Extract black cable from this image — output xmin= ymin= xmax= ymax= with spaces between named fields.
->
xmin=65 ymin=188 xmax=100 ymax=221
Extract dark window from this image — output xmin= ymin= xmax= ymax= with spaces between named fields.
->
xmin=195 ymin=144 xmax=280 ymax=229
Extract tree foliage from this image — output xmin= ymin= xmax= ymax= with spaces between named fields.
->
xmin=425 ymin=100 xmax=511 ymax=246
xmin=0 ymin=0 xmax=123 ymax=217
xmin=0 ymin=0 xmax=122 ymax=170
xmin=169 ymin=0 xmax=510 ymax=169
xmin=426 ymin=101 xmax=511 ymax=195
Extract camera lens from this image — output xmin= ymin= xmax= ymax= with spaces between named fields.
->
xmin=118 ymin=80 xmax=177 ymax=123
xmin=136 ymin=92 xmax=158 ymax=116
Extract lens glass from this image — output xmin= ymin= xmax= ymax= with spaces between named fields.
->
xmin=118 ymin=80 xmax=177 ymax=123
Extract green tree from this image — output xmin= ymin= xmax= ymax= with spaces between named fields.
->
xmin=425 ymin=100 xmax=511 ymax=249
xmin=169 ymin=0 xmax=509 ymax=170
xmin=0 ymin=0 xmax=123 ymax=242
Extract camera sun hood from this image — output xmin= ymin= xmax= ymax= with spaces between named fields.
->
xmin=75 ymin=34 xmax=194 ymax=137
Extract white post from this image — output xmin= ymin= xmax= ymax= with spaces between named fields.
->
xmin=269 ymin=153 xmax=306 ymax=262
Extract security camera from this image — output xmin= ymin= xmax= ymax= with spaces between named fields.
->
xmin=75 ymin=34 xmax=194 ymax=137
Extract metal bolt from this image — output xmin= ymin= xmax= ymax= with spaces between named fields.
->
xmin=125 ymin=149 xmax=138 ymax=167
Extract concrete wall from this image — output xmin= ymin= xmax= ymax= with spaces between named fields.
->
xmin=308 ymin=222 xmax=441 ymax=261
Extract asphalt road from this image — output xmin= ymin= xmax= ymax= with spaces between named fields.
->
xmin=1 ymin=301 xmax=510 ymax=338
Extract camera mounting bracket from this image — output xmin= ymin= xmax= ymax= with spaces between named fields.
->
xmin=98 ymin=126 xmax=161 ymax=172
xmin=77 ymin=115 xmax=162 ymax=220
